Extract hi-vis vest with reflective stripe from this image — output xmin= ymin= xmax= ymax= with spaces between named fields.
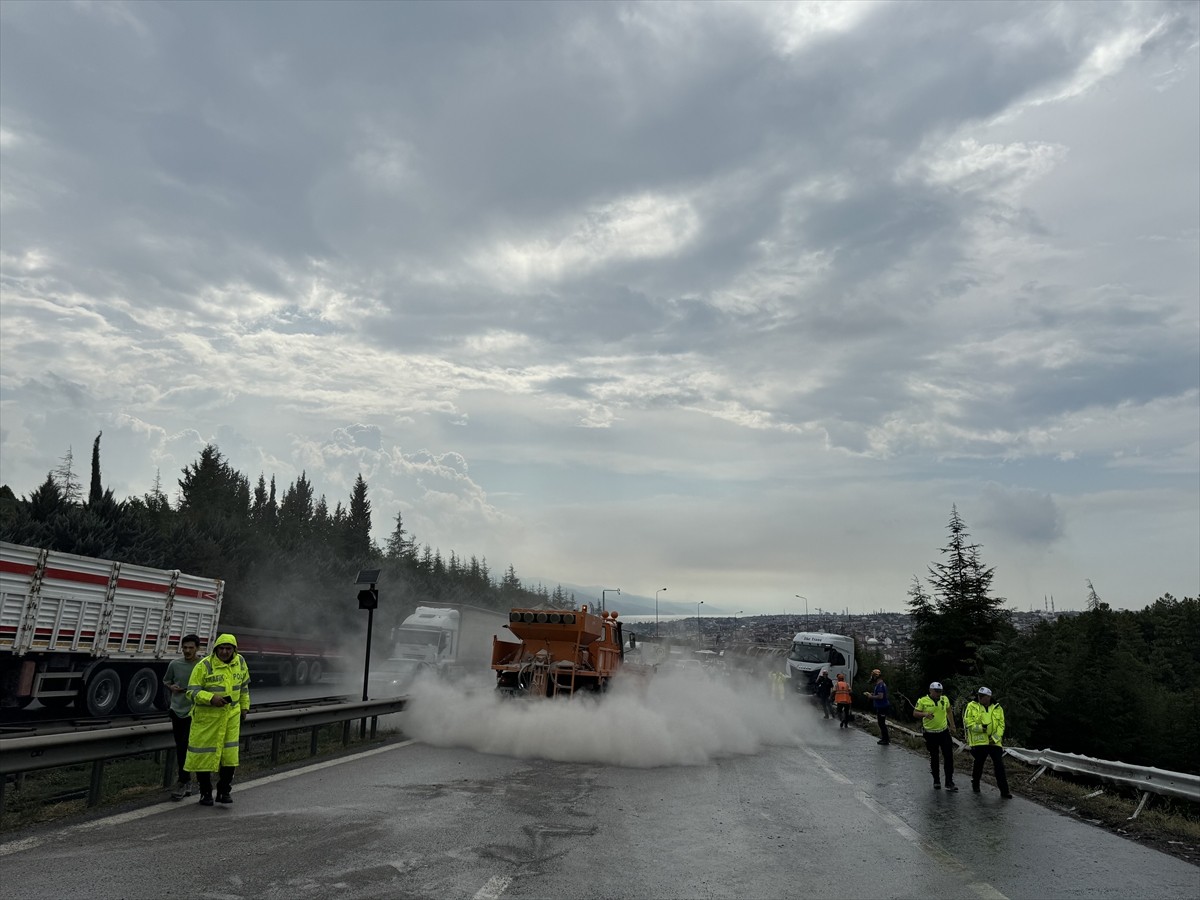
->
xmin=833 ymin=680 xmax=852 ymax=704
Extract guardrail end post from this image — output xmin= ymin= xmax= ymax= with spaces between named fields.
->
xmin=1029 ymin=765 xmax=1048 ymax=784
xmin=1128 ymin=790 xmax=1150 ymax=820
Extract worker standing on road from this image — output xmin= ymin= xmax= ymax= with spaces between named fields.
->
xmin=770 ymin=669 xmax=788 ymax=701
xmin=833 ymin=673 xmax=853 ymax=728
xmin=964 ymin=686 xmax=1012 ymax=799
xmin=185 ymin=633 xmax=251 ymax=806
xmin=914 ymin=681 xmax=958 ymax=791
xmin=864 ymin=669 xmax=891 ymax=745
xmin=163 ymin=633 xmax=201 ymax=801
xmin=814 ymin=669 xmax=834 ymax=719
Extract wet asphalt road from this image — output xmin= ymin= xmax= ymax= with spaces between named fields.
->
xmin=1 ymin=703 xmax=1196 ymax=899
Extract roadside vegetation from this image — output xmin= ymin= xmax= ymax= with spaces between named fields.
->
xmin=0 ymin=434 xmax=572 ymax=644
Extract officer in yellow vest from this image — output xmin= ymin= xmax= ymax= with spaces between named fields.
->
xmin=913 ymin=681 xmax=958 ymax=791
xmin=963 ymin=686 xmax=1011 ymax=799
xmin=185 ymin=633 xmax=251 ymax=805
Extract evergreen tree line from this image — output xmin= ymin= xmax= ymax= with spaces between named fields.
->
xmin=894 ymin=506 xmax=1199 ymax=774
xmin=0 ymin=437 xmax=576 ymax=640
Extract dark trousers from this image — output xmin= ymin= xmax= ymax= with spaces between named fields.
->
xmin=971 ymin=745 xmax=1009 ymax=795
xmin=836 ymin=702 xmax=851 ymax=727
xmin=819 ymin=696 xmax=833 ymax=718
xmin=924 ymin=730 xmax=955 ymax=784
xmin=876 ymin=711 xmax=890 ymax=743
xmin=197 ymin=766 xmax=236 ymax=796
xmin=168 ymin=711 xmax=191 ymax=784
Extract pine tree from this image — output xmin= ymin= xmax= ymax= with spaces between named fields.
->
xmin=178 ymin=445 xmax=249 ymax=521
xmin=53 ymin=447 xmax=82 ymax=504
xmin=384 ymin=510 xmax=415 ymax=560
xmin=908 ymin=506 xmax=1013 ymax=682
xmin=27 ymin=473 xmax=65 ymax=520
xmin=343 ymin=473 xmax=372 ymax=558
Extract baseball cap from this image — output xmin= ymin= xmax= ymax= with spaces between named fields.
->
xmin=977 ymin=686 xmax=992 ymax=696
xmin=929 ymin=681 xmax=943 ymax=691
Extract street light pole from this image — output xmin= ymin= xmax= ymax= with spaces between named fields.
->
xmin=696 ymin=600 xmax=704 ymax=647
xmin=795 ymin=594 xmax=808 ymax=630
xmin=655 ymin=588 xmax=666 ymax=638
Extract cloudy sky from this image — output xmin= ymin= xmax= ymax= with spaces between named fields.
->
xmin=1 ymin=1 xmax=1196 ymax=615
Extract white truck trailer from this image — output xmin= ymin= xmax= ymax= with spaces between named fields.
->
xmin=0 ymin=541 xmax=223 ymax=716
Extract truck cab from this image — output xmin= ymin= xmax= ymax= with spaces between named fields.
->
xmin=784 ymin=631 xmax=856 ymax=694
xmin=389 ymin=607 xmax=461 ymax=664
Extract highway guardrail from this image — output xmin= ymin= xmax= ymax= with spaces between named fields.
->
xmin=0 ymin=697 xmax=408 ymax=817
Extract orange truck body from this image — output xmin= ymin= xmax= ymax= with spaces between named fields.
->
xmin=490 ymin=605 xmax=648 ymax=697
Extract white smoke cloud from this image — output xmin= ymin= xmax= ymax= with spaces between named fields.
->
xmin=400 ymin=667 xmax=800 ymax=768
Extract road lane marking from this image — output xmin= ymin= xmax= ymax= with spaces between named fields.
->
xmin=0 ymin=739 xmax=415 ymax=857
xmin=473 ymin=874 xmax=513 ymax=899
xmin=803 ymin=747 xmax=1011 ymax=900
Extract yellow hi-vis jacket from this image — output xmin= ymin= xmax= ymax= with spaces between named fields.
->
xmin=963 ymin=700 xmax=1005 ymax=747
xmin=184 ymin=633 xmax=251 ymax=772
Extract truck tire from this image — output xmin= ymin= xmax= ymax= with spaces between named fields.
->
xmin=153 ymin=682 xmax=171 ymax=711
xmin=83 ymin=668 xmax=122 ymax=717
xmin=306 ymin=659 xmax=323 ymax=684
xmin=277 ymin=660 xmax=294 ymax=687
xmin=125 ymin=667 xmax=159 ymax=715
xmin=293 ymin=659 xmax=309 ymax=684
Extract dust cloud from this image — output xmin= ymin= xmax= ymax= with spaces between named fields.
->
xmin=400 ymin=668 xmax=804 ymax=768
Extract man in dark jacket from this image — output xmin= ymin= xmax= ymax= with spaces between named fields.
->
xmin=864 ymin=668 xmax=890 ymax=745
xmin=814 ymin=669 xmax=834 ymax=719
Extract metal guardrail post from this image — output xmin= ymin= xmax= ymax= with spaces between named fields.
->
xmin=270 ymin=732 xmax=281 ymax=765
xmin=309 ymin=727 xmax=319 ymax=756
xmin=162 ymin=751 xmax=174 ymax=788
xmin=88 ymin=760 xmax=105 ymax=807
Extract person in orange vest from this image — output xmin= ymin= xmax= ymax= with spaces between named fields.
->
xmin=832 ymin=673 xmax=853 ymax=729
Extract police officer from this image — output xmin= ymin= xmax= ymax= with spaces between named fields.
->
xmin=963 ymin=686 xmax=1012 ymax=799
xmin=185 ymin=633 xmax=251 ymax=805
xmin=914 ymin=681 xmax=958 ymax=791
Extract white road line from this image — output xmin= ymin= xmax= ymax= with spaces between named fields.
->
xmin=473 ymin=874 xmax=513 ymax=899
xmin=0 ymin=739 xmax=415 ymax=856
xmin=803 ymin=747 xmax=1011 ymax=900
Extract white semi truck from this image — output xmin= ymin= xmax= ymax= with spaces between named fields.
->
xmin=369 ymin=603 xmax=514 ymax=697
xmin=784 ymin=631 xmax=857 ymax=694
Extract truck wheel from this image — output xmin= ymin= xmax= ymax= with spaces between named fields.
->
xmin=125 ymin=667 xmax=159 ymax=715
xmin=277 ymin=661 xmax=294 ymax=687
xmin=83 ymin=668 xmax=122 ymax=717
xmin=306 ymin=660 xmax=323 ymax=684
xmin=293 ymin=659 xmax=309 ymax=685
xmin=153 ymin=683 xmax=170 ymax=711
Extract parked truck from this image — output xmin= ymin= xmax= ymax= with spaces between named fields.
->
xmin=369 ymin=603 xmax=512 ymax=697
xmin=783 ymin=631 xmax=857 ymax=694
xmin=0 ymin=542 xmax=339 ymax=716
xmin=491 ymin=605 xmax=650 ymax=698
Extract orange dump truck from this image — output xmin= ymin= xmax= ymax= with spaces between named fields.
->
xmin=490 ymin=605 xmax=649 ymax=697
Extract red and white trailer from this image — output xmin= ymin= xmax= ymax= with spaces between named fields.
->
xmin=0 ymin=541 xmax=224 ymax=716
